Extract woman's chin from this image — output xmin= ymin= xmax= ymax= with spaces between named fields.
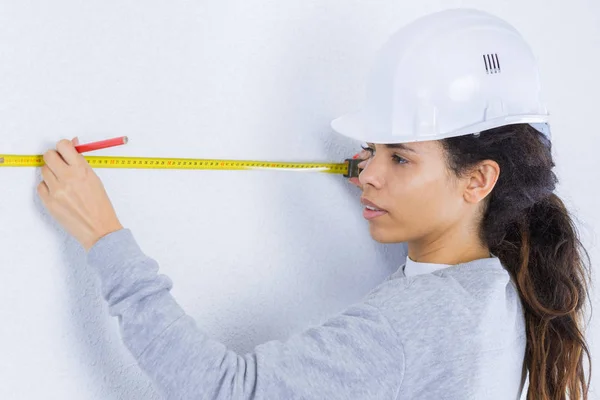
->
xmin=368 ymin=224 xmax=407 ymax=244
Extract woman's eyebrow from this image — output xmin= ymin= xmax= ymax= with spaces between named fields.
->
xmin=366 ymin=143 xmax=417 ymax=153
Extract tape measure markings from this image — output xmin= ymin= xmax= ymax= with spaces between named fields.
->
xmin=0 ymin=155 xmax=356 ymax=176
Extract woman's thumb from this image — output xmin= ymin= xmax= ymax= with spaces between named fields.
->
xmin=349 ymin=177 xmax=361 ymax=187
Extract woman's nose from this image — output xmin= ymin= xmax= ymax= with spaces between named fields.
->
xmin=357 ymin=155 xmax=382 ymax=188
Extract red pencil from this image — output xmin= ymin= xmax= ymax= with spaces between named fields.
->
xmin=74 ymin=136 xmax=129 ymax=153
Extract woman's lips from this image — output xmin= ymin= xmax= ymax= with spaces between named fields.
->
xmin=363 ymin=208 xmax=388 ymax=220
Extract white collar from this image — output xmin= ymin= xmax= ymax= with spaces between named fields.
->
xmin=402 ymin=256 xmax=453 ymax=277
xmin=402 ymin=253 xmax=497 ymax=277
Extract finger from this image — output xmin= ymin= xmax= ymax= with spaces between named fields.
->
xmin=349 ymin=177 xmax=361 ymax=187
xmin=36 ymin=180 xmax=50 ymax=201
xmin=41 ymin=164 xmax=59 ymax=192
xmin=56 ymin=138 xmax=83 ymax=166
xmin=72 ymin=136 xmax=79 ymax=146
xmin=43 ymin=149 xmax=69 ymax=178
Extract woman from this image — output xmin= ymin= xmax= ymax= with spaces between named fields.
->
xmin=37 ymin=8 xmax=592 ymax=400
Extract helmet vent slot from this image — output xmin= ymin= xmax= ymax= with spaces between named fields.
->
xmin=483 ymin=53 xmax=501 ymax=74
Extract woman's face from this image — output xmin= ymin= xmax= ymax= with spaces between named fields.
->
xmin=357 ymin=140 xmax=469 ymax=244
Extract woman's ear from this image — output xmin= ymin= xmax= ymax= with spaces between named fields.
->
xmin=463 ymin=160 xmax=500 ymax=204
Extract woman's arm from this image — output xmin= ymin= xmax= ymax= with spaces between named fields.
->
xmin=86 ymin=228 xmax=405 ymax=399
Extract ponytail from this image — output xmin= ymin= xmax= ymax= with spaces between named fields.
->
xmin=441 ymin=124 xmax=593 ymax=399
xmin=495 ymin=194 xmax=593 ymax=399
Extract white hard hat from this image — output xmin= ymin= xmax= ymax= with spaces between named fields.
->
xmin=331 ymin=8 xmax=551 ymax=144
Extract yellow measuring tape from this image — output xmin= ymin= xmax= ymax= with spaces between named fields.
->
xmin=0 ymin=154 xmax=362 ymax=178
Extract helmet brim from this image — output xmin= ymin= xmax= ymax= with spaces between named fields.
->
xmin=331 ymin=110 xmax=552 ymax=143
xmin=331 ymin=110 xmax=369 ymax=143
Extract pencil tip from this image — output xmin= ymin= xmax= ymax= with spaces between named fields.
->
xmin=123 ymin=136 xmax=129 ymax=144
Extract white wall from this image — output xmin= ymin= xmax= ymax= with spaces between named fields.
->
xmin=0 ymin=1 xmax=597 ymax=399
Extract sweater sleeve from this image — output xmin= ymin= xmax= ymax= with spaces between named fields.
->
xmin=85 ymin=228 xmax=405 ymax=400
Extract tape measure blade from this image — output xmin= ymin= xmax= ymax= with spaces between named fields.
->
xmin=0 ymin=154 xmax=348 ymax=175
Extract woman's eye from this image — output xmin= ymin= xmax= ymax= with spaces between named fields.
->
xmin=392 ymin=155 xmax=408 ymax=164
xmin=360 ymin=145 xmax=407 ymax=165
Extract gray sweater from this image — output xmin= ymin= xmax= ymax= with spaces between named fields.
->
xmin=86 ymin=228 xmax=527 ymax=399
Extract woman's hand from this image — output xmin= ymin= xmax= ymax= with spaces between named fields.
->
xmin=37 ymin=137 xmax=123 ymax=251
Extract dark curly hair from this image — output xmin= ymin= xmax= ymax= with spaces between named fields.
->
xmin=440 ymin=123 xmax=593 ymax=400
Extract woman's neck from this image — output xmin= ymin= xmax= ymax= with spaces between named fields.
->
xmin=407 ymin=225 xmax=491 ymax=265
